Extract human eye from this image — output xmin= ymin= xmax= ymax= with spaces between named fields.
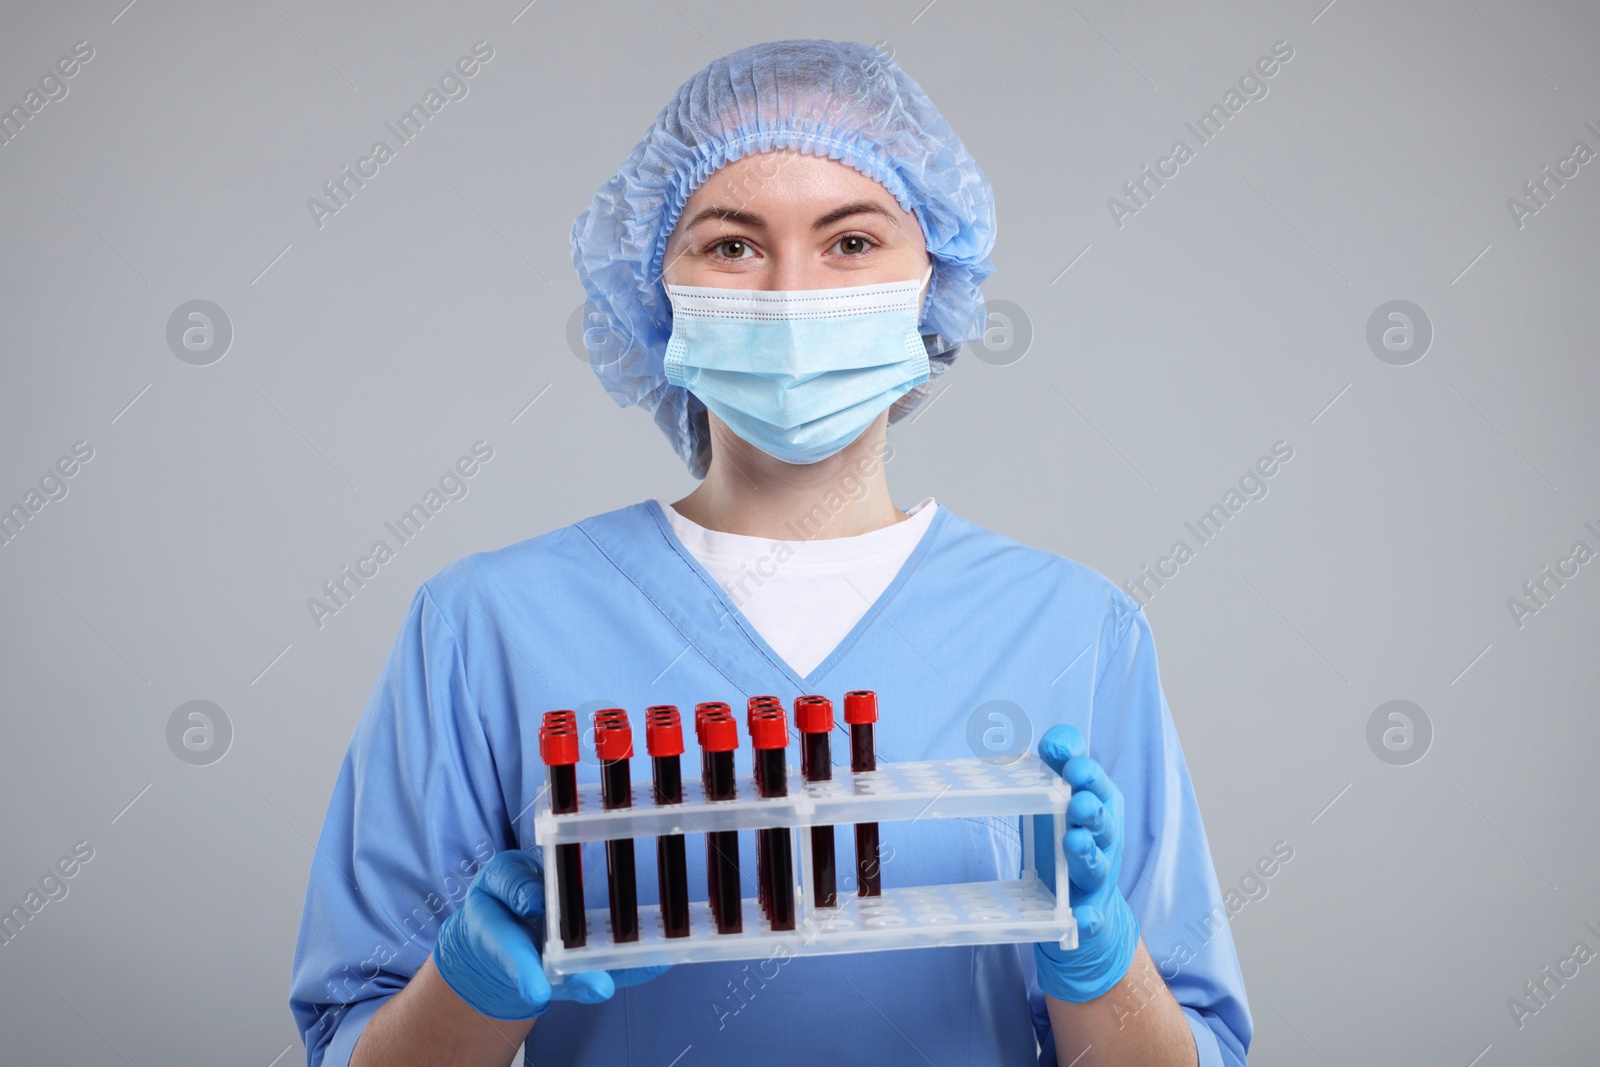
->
xmin=705 ymin=237 xmax=758 ymax=262
xmin=830 ymin=232 xmax=879 ymax=257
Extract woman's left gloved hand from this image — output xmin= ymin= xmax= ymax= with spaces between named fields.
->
xmin=1032 ymin=723 xmax=1140 ymax=1002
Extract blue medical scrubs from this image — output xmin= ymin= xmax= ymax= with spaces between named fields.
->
xmin=289 ymin=501 xmax=1252 ymax=1065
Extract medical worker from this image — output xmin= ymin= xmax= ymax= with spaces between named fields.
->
xmin=290 ymin=39 xmax=1251 ymax=1066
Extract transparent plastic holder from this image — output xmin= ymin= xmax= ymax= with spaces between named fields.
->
xmin=534 ymin=754 xmax=1076 ymax=981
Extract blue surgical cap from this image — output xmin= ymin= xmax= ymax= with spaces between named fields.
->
xmin=569 ymin=38 xmax=998 ymax=479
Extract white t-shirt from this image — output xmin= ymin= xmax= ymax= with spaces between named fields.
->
xmin=655 ymin=496 xmax=939 ymax=678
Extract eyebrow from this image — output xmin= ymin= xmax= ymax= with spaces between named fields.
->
xmin=680 ymin=199 xmax=898 ymax=232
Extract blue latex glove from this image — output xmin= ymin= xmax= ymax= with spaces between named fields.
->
xmin=432 ymin=850 xmax=669 ymax=1020
xmin=1032 ymin=724 xmax=1140 ymax=1002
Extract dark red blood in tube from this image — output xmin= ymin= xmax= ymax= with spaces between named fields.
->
xmin=746 ymin=697 xmax=781 ymax=793
xmin=751 ymin=709 xmax=794 ymax=932
xmin=701 ymin=709 xmax=742 ymax=934
xmin=844 ymin=690 xmax=882 ymax=897
xmin=540 ymin=710 xmax=587 ymax=948
xmin=748 ymin=705 xmax=780 ymax=918
xmin=594 ymin=710 xmax=639 ymax=943
xmin=795 ymin=695 xmax=838 ymax=908
xmin=645 ymin=705 xmax=689 ymax=939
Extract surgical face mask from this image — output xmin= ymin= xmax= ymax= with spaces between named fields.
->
xmin=663 ymin=264 xmax=933 ymax=466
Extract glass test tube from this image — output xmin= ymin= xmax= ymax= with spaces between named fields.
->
xmin=700 ymin=704 xmax=743 ymax=934
xmin=844 ymin=689 xmax=882 ymax=897
xmin=645 ymin=705 xmax=690 ymax=939
xmin=538 ymin=710 xmax=586 ymax=948
xmin=594 ymin=709 xmax=638 ymax=943
xmin=795 ymin=694 xmax=838 ymax=908
xmin=695 ymin=702 xmax=723 ymax=928
xmin=750 ymin=706 xmax=795 ymax=931
xmin=747 ymin=697 xmax=781 ymax=919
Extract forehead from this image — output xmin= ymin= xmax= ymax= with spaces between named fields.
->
xmin=682 ymin=150 xmax=916 ymax=223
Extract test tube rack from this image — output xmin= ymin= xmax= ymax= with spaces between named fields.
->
xmin=534 ymin=694 xmax=1077 ymax=981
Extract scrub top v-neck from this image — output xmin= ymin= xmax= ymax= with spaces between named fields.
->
xmin=289 ymin=499 xmax=1253 ymax=1067
xmin=653 ymin=495 xmax=940 ymax=680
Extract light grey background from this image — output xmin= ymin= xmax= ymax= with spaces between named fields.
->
xmin=2 ymin=0 xmax=1596 ymax=1063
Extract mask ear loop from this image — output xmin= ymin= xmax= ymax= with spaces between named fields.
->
xmin=915 ymin=261 xmax=935 ymax=320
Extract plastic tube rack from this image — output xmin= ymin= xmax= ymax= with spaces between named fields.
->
xmin=534 ymin=742 xmax=1077 ymax=980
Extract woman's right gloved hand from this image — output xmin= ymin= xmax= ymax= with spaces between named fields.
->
xmin=432 ymin=850 xmax=669 ymax=1020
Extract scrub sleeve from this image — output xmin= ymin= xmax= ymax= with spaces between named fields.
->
xmin=1029 ymin=603 xmax=1251 ymax=1067
xmin=289 ymin=585 xmax=513 ymax=1066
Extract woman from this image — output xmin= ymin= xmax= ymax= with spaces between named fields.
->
xmin=290 ymin=39 xmax=1250 ymax=1066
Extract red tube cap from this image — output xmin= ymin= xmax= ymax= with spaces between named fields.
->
xmin=701 ymin=714 xmax=739 ymax=752
xmin=794 ymin=695 xmax=834 ymax=734
xmin=746 ymin=696 xmax=779 ymax=730
xmin=697 ymin=702 xmax=729 ymax=740
xmin=843 ymin=690 xmax=878 ymax=724
xmin=750 ymin=709 xmax=788 ymax=750
xmin=539 ymin=710 xmax=579 ymax=766
xmin=593 ymin=709 xmax=634 ymax=761
xmin=645 ymin=705 xmax=683 ymax=758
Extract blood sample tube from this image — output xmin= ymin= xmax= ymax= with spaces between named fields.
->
xmin=695 ymin=702 xmax=730 ymax=927
xmin=748 ymin=705 xmax=776 ymax=920
xmin=795 ymin=695 xmax=837 ymax=908
xmin=701 ymin=706 xmax=743 ymax=934
xmin=750 ymin=707 xmax=795 ymax=932
xmin=746 ymin=697 xmax=781 ymax=789
xmin=594 ymin=709 xmax=639 ymax=943
xmin=746 ymin=697 xmax=781 ymax=917
xmin=645 ymin=705 xmax=690 ymax=939
xmin=539 ymin=710 xmax=586 ymax=948
xmin=844 ymin=689 xmax=882 ymax=897
xmin=695 ymin=702 xmax=716 ymax=791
